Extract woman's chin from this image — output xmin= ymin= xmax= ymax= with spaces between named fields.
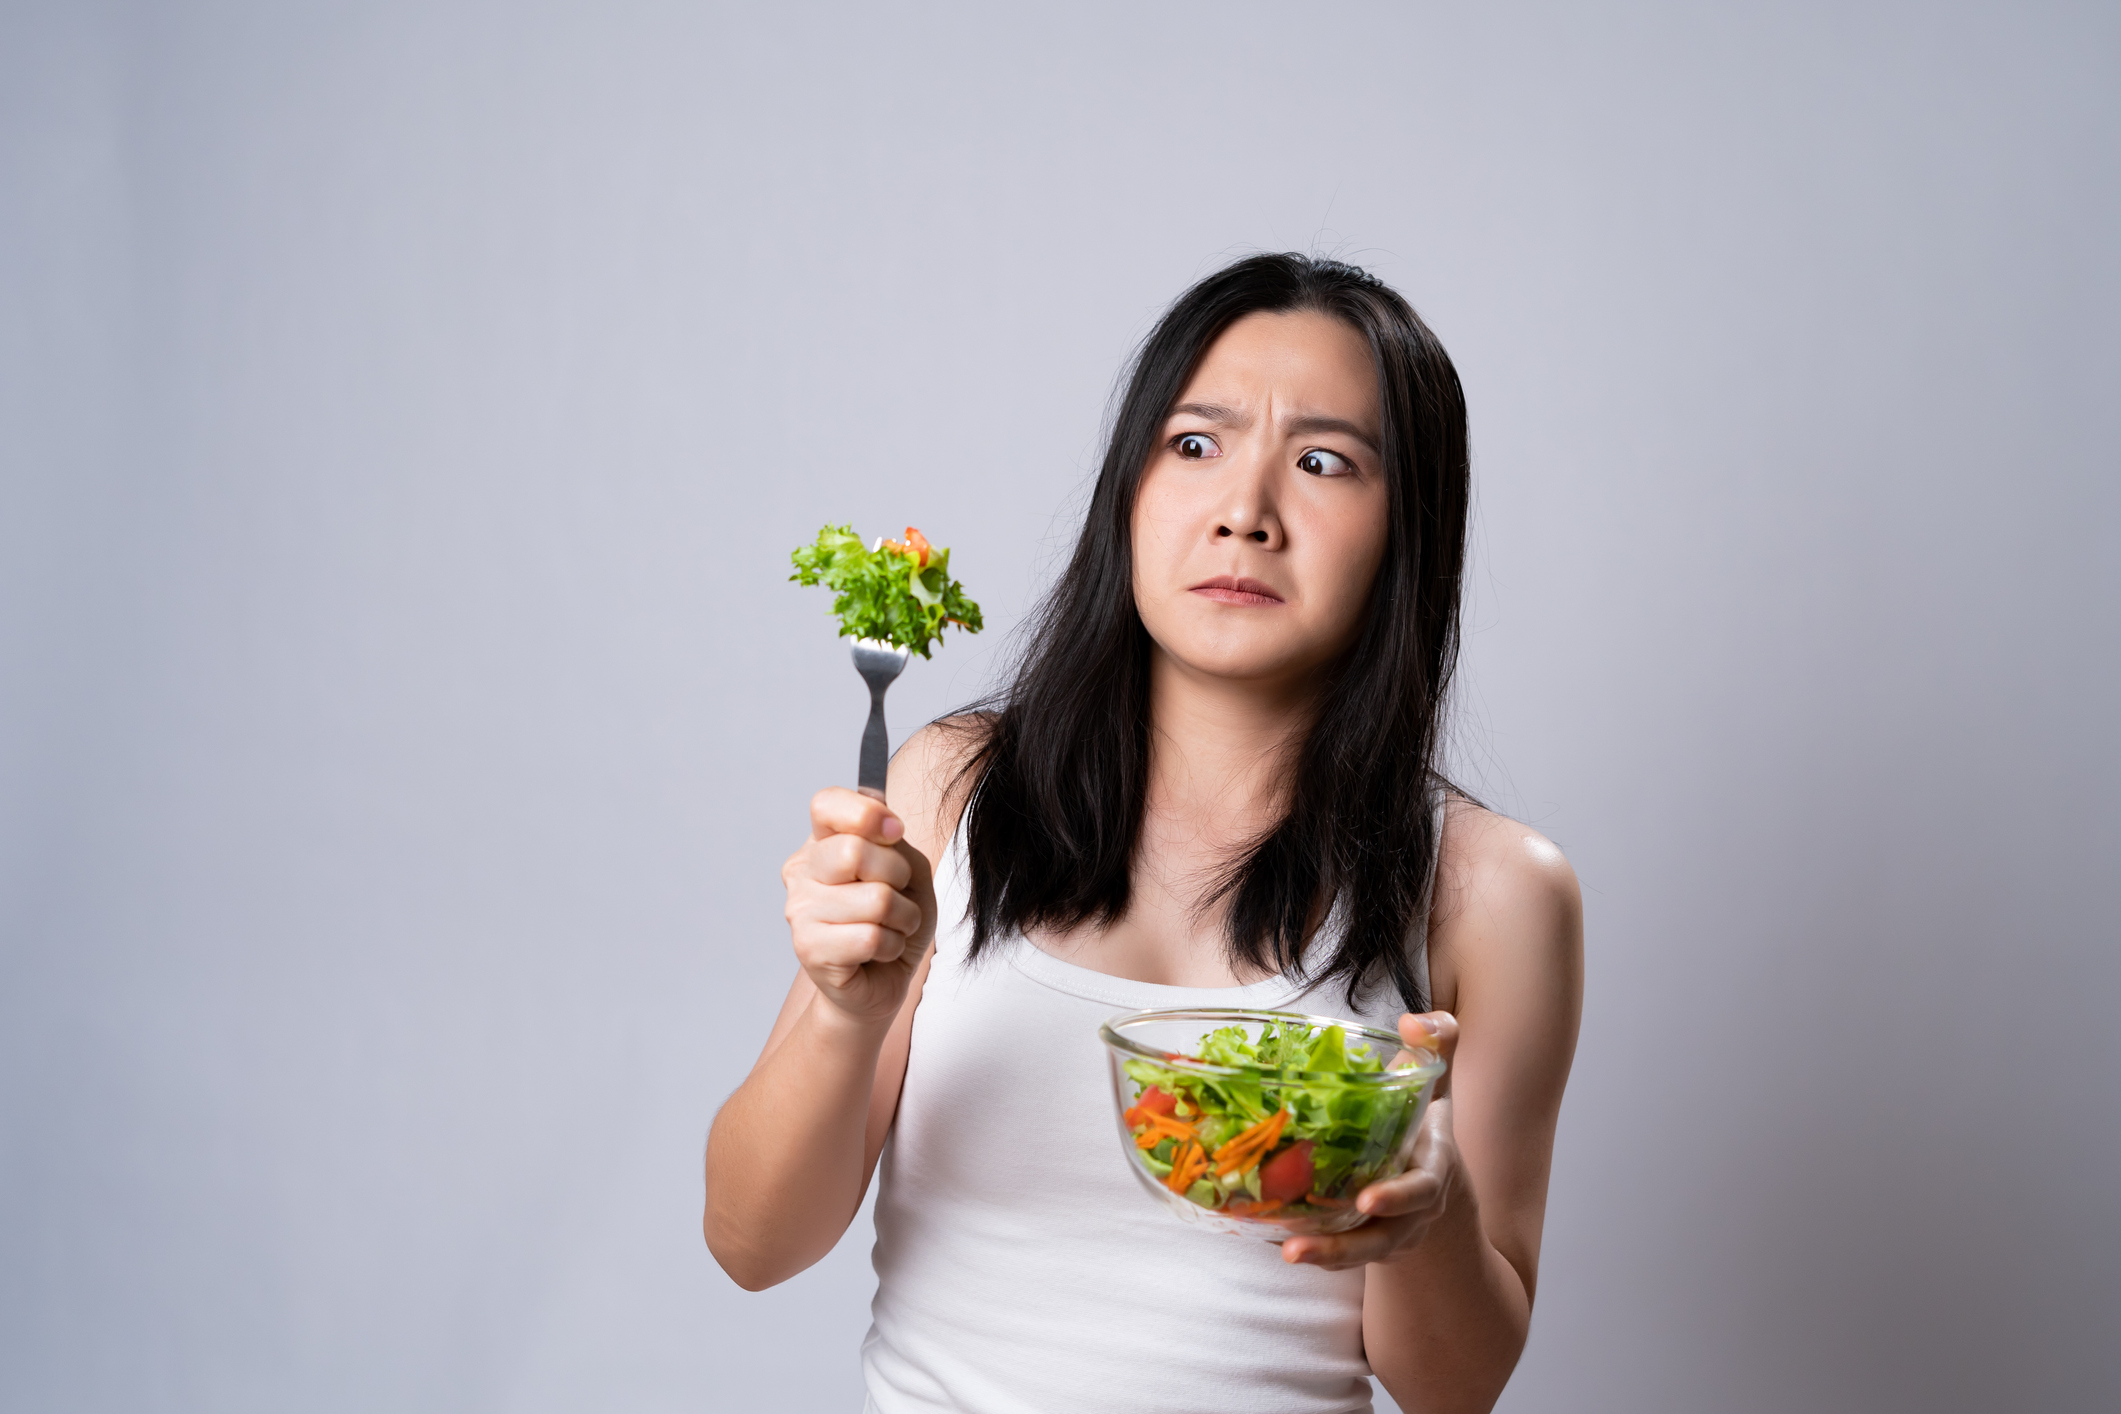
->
xmin=1156 ymin=640 xmax=1334 ymax=694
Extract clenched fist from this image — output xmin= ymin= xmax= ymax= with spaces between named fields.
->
xmin=781 ymin=787 xmax=937 ymax=1027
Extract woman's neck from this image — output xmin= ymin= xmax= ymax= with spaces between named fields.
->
xmin=1020 ymin=647 xmax=1318 ymax=987
xmin=1143 ymin=647 xmax=1315 ymax=836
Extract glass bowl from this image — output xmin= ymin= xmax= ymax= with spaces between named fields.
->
xmin=1098 ymin=1007 xmax=1446 ymax=1240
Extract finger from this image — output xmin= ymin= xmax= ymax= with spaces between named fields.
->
xmin=892 ymin=837 xmax=935 ymax=906
xmin=893 ymin=844 xmax=937 ymax=948
xmin=801 ymin=921 xmax=914 ymax=971
xmin=809 ymin=787 xmax=905 ymax=846
xmin=1351 ymin=1162 xmax=1447 ymax=1220
xmin=1396 ymin=1010 xmax=1459 ymax=1064
xmin=804 ymin=834 xmax=915 ymax=889
xmin=797 ymin=881 xmax=925 ymax=938
xmin=1281 ymin=1215 xmax=1414 ymax=1271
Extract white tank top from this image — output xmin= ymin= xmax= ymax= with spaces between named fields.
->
xmin=862 ymin=807 xmax=1439 ymax=1414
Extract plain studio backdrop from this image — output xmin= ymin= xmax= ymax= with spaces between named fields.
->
xmin=4 ymin=2 xmax=2117 ymax=1411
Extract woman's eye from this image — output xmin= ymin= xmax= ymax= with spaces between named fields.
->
xmin=1173 ymin=433 xmax=1221 ymax=460
xmin=1298 ymin=449 xmax=1355 ymax=477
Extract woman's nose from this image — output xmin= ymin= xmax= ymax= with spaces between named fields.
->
xmin=1214 ymin=460 xmax=1283 ymax=548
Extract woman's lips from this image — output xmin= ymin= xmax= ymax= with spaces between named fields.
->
xmin=1188 ymin=576 xmax=1284 ymax=606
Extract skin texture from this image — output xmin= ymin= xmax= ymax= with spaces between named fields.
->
xmin=703 ymin=311 xmax=1583 ymax=1414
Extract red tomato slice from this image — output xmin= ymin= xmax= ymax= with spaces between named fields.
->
xmin=1259 ymin=1139 xmax=1315 ymax=1202
xmin=1135 ymin=1086 xmax=1179 ymax=1118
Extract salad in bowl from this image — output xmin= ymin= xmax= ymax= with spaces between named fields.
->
xmin=1098 ymin=1008 xmax=1447 ymax=1240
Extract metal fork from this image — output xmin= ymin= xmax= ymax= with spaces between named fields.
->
xmin=849 ymin=638 xmax=911 ymax=797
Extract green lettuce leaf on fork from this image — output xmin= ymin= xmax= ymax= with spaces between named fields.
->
xmin=789 ymin=523 xmax=983 ymax=659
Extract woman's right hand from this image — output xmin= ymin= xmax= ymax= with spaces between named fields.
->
xmin=781 ymin=787 xmax=936 ymax=1027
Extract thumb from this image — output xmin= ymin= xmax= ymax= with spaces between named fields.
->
xmin=1398 ymin=1010 xmax=1459 ymax=1065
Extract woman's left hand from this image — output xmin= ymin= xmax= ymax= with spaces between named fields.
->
xmin=1281 ymin=1012 xmax=1470 ymax=1272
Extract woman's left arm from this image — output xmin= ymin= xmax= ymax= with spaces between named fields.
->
xmin=1280 ymin=810 xmax=1584 ymax=1414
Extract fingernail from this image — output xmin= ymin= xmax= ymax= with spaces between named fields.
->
xmin=880 ymin=816 xmax=903 ymax=841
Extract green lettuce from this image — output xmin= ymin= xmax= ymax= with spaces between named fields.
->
xmin=789 ymin=524 xmax=983 ymax=658
xmin=1123 ymin=1018 xmax=1420 ymax=1200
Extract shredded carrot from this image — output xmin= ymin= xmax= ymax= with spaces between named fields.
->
xmin=1147 ymin=1106 xmax=1300 ymax=1203
xmin=1212 ymin=1109 xmax=1290 ymax=1176
xmin=1164 ymin=1140 xmax=1208 ymax=1193
xmin=1229 ymin=1109 xmax=1290 ymax=1154
xmin=1132 ymin=1114 xmax=1199 ymax=1148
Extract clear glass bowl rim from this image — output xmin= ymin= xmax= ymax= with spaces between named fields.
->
xmin=1099 ymin=1006 xmax=1447 ymax=1089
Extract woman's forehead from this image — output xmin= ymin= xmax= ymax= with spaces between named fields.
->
xmin=1178 ymin=310 xmax=1379 ymax=420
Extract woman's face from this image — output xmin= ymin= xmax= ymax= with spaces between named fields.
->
xmin=1131 ymin=309 xmax=1391 ymax=695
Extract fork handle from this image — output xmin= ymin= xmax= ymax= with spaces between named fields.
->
xmin=858 ymin=680 xmax=890 ymax=796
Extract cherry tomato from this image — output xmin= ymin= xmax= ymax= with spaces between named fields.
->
xmin=1259 ymin=1139 xmax=1315 ymax=1202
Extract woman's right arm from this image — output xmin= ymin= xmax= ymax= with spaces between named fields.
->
xmin=701 ymin=727 xmax=958 ymax=1291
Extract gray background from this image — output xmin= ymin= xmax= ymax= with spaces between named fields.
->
xmin=4 ymin=2 xmax=2116 ymax=1411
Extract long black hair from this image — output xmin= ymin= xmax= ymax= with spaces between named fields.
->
xmin=950 ymin=253 xmax=1469 ymax=1013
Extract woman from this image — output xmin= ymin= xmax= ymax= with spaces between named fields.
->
xmin=704 ymin=254 xmax=1582 ymax=1414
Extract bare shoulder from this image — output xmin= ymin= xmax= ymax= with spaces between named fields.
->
xmin=1438 ymin=798 xmax=1581 ymax=926
xmin=1428 ymin=796 xmax=1584 ymax=1016
xmin=884 ymin=713 xmax=994 ymax=865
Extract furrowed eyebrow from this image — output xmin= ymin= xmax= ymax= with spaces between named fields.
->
xmin=1167 ymin=402 xmax=1379 ymax=457
xmin=1167 ymin=401 xmax=1247 ymax=426
xmin=1284 ymin=414 xmax=1381 ymax=457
